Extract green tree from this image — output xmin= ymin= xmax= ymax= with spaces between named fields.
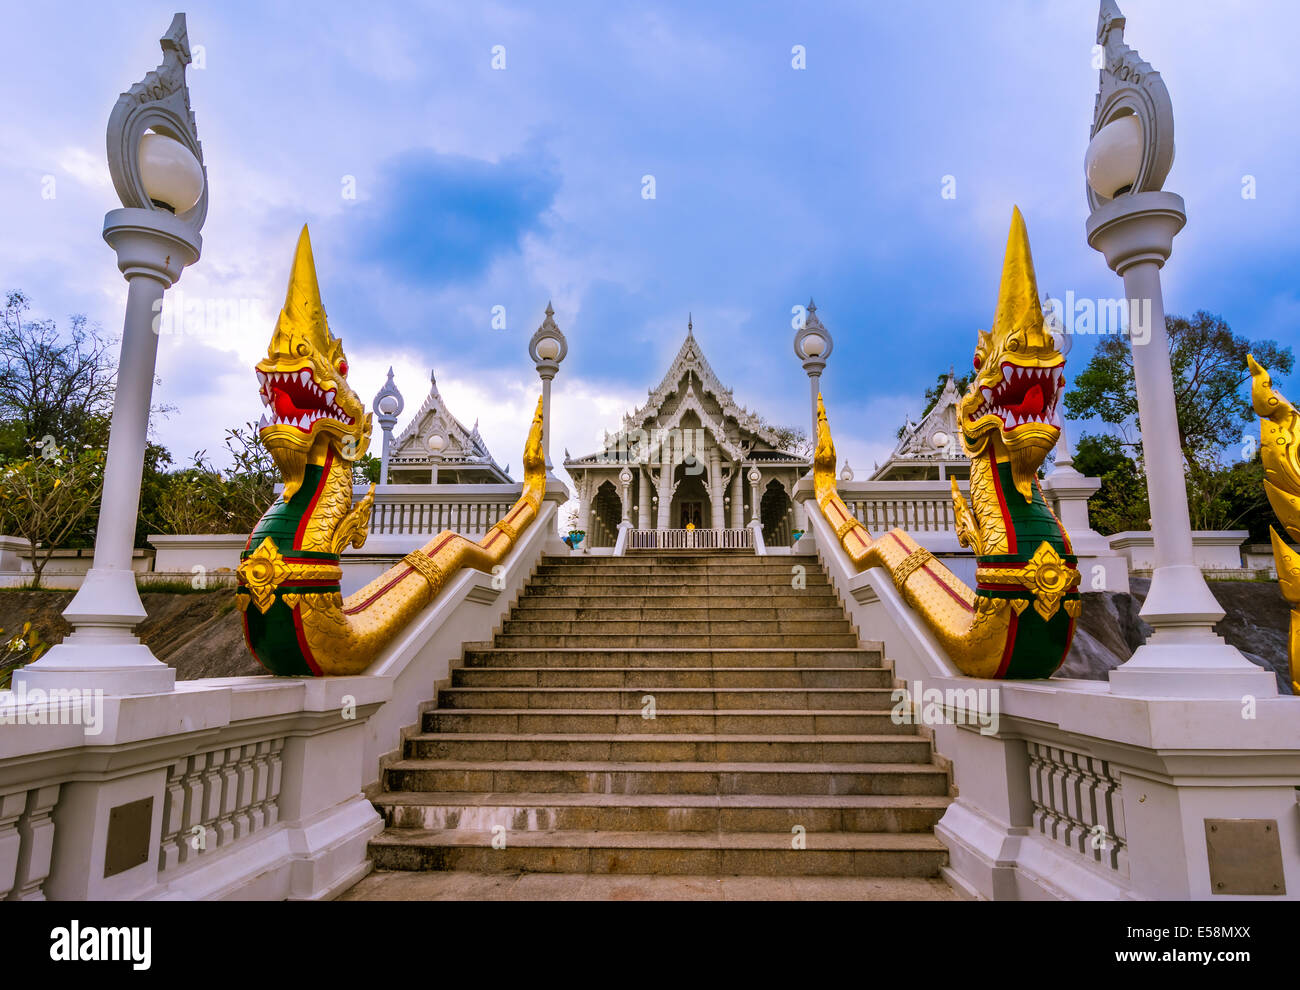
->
xmin=1071 ymin=432 xmax=1150 ymax=535
xmin=0 ymin=291 xmax=116 ymax=456
xmin=1064 ymin=310 xmax=1292 ymax=467
xmin=0 ymin=441 xmax=106 ymax=587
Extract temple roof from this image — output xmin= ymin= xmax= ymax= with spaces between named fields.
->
xmin=389 ymin=369 xmax=512 ymax=481
xmin=870 ymin=373 xmax=968 ymax=479
xmin=564 ymin=320 xmax=807 ymax=469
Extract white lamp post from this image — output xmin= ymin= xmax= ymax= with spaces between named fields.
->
xmin=793 ymin=299 xmax=833 ymax=441
xmin=529 ymin=302 xmax=567 ymax=473
xmin=1084 ymin=1 xmax=1271 ymax=697
xmin=372 ymin=367 xmax=403 ymax=485
xmin=427 ymin=431 xmax=446 ymax=485
xmin=18 ymin=15 xmax=206 ymax=696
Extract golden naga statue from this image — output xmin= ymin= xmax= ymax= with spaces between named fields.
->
xmin=1247 ymin=354 xmax=1300 ymax=693
xmin=814 ymin=207 xmax=1081 ymax=678
xmin=236 ymin=226 xmax=547 ymax=675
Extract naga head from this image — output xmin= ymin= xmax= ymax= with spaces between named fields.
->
xmin=959 ymin=207 xmax=1064 ymax=502
xmin=256 ymin=226 xmax=372 ymax=500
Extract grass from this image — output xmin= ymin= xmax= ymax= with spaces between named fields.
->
xmin=136 ymin=576 xmax=238 ymax=594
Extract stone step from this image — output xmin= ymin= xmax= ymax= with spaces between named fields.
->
xmin=498 ymin=619 xmax=856 ymax=637
xmin=526 ymin=574 xmax=830 ymax=588
xmin=340 ymin=869 xmax=961 ymax=900
xmin=366 ymin=828 xmax=949 ymax=877
xmin=491 ymin=633 xmax=863 ymax=648
xmin=451 ymin=666 xmax=893 ymax=689
xmin=506 ymin=605 xmax=850 ymax=622
xmin=374 ymin=791 xmax=950 ymax=833
xmin=510 ymin=593 xmax=842 ymax=608
xmin=462 ymin=647 xmax=884 ymax=669
xmin=423 ymin=708 xmax=915 ymax=735
xmin=382 ymin=759 xmax=950 ymax=796
xmin=436 ymin=686 xmax=898 ymax=710
xmin=403 ymin=732 xmax=933 ymax=764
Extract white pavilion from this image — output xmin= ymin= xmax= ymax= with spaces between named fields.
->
xmin=563 ymin=320 xmax=810 ymax=549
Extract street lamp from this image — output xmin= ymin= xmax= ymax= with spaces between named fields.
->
xmin=372 ymin=367 xmax=404 ymax=485
xmin=793 ymin=299 xmax=833 ymax=442
xmin=529 ymin=302 xmax=567 ymax=472
xmin=427 ymin=431 xmax=446 ymax=485
xmin=18 ymin=14 xmax=206 ymax=696
xmin=1084 ymin=0 xmax=1269 ymax=697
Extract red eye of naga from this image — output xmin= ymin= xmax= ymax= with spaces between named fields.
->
xmin=973 ymin=355 xmax=982 ymax=370
xmin=338 ymin=360 xmax=348 ymax=376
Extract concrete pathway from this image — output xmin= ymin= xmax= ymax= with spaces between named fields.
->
xmin=339 ymin=869 xmax=963 ymax=901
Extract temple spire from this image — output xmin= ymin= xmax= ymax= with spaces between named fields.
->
xmin=990 ymin=207 xmax=1048 ymax=350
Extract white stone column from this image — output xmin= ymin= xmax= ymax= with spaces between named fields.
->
xmin=1087 ymin=192 xmax=1273 ymax=697
xmin=17 ymin=210 xmax=199 ymax=696
xmin=637 ymin=467 xmax=651 ymax=530
xmin=730 ymin=463 xmax=744 ymax=529
xmin=657 ymin=458 xmax=672 ymax=530
xmin=708 ymin=447 xmax=723 ymax=529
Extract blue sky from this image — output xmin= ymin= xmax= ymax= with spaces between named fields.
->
xmin=1 ymin=0 xmax=1297 ymax=482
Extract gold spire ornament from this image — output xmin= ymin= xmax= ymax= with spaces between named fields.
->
xmin=239 ymin=226 xmax=549 ymax=676
xmin=1248 ymin=354 xmax=1300 ymax=693
xmin=812 ymin=208 xmax=1080 ymax=679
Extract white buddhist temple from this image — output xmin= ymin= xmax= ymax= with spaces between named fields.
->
xmin=386 ymin=370 xmax=513 ymax=484
xmin=563 ymin=320 xmax=810 ymax=549
xmin=870 ymin=373 xmax=971 ymax=482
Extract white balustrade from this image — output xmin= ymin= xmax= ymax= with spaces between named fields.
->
xmin=358 ymin=483 xmax=520 ymax=537
xmin=628 ymin=528 xmax=753 ymax=550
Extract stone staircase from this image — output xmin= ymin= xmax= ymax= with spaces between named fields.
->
xmin=363 ymin=553 xmax=952 ymax=888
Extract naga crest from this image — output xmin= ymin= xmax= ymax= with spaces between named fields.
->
xmin=256 ymin=226 xmax=372 ymax=500
xmin=958 ymin=207 xmax=1064 ymax=502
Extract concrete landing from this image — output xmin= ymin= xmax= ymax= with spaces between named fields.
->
xmin=339 ymin=869 xmax=963 ymax=901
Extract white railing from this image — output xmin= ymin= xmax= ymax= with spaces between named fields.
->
xmin=0 ymin=481 xmax=570 ymax=901
xmin=628 ymin=528 xmax=753 ymax=550
xmin=360 ymin=483 xmax=520 ymax=536
xmin=838 ymin=480 xmax=964 ymax=533
xmin=797 ymin=481 xmax=1300 ymax=901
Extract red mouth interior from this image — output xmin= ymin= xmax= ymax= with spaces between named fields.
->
xmin=969 ymin=362 xmax=1063 ymax=429
xmin=258 ymin=369 xmax=353 ymax=432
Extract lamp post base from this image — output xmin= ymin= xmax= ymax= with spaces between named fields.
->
xmin=1107 ymin=563 xmax=1277 ymax=698
xmin=15 ymin=568 xmax=176 ymax=696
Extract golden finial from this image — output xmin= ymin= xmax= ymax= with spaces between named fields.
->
xmin=991 ymin=207 xmax=1049 ymax=352
xmin=269 ymin=224 xmax=334 ymax=357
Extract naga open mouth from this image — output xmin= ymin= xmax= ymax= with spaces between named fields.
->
xmin=969 ymin=362 xmax=1064 ymax=431
xmin=257 ymin=368 xmax=355 ymax=433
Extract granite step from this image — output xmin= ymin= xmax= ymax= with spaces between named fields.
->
xmin=366 ymin=828 xmax=950 ymax=877
xmin=435 ymin=686 xmax=898 ymax=710
xmin=401 ymin=732 xmax=933 ymax=763
xmin=460 ymin=647 xmax=885 ymax=669
xmin=422 ymin=708 xmax=915 ymax=735
xmin=451 ymin=666 xmax=892 ymax=689
xmin=373 ymin=791 xmax=950 ymax=833
xmin=382 ymin=759 xmax=950 ymax=796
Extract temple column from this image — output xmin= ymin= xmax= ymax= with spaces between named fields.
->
xmin=708 ymin=447 xmax=723 ymax=529
xmin=730 ymin=462 xmax=744 ymax=529
xmin=637 ymin=467 xmax=651 ymax=530
xmin=657 ymin=458 xmax=672 ymax=530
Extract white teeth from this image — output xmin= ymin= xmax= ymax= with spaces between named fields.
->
xmin=300 ymin=370 xmax=311 ymax=386
xmin=256 ymin=371 xmax=267 ymax=386
xmin=258 ymin=413 xmax=269 ymax=428
xmin=325 ymin=390 xmax=336 ymax=406
xmin=982 ymin=387 xmax=992 ymax=402
xmin=260 ymin=391 xmax=270 ymax=406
